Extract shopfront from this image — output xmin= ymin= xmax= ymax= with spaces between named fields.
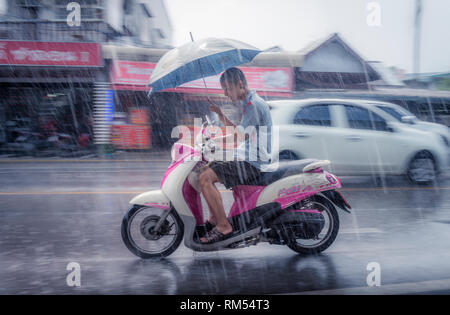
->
xmin=0 ymin=41 xmax=104 ymax=149
xmin=109 ymin=59 xmax=295 ymax=149
xmin=109 ymin=60 xmax=179 ymax=149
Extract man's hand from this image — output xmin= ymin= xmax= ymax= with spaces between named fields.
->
xmin=209 ymin=104 xmax=222 ymax=118
xmin=208 ymin=99 xmax=235 ymax=128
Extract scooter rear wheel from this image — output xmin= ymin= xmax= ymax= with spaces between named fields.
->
xmin=285 ymin=195 xmax=339 ymax=255
xmin=121 ymin=205 xmax=184 ymax=259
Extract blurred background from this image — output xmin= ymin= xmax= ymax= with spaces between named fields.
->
xmin=0 ymin=0 xmax=448 ymax=158
xmin=1 ymin=0 xmax=450 ymax=295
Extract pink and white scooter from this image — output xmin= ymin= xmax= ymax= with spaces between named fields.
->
xmin=121 ymin=121 xmax=351 ymax=258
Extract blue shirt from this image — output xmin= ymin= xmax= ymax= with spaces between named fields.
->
xmin=235 ymin=90 xmax=272 ymax=169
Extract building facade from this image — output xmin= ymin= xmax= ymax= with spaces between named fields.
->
xmin=0 ymin=0 xmax=172 ymax=47
xmin=0 ymin=0 xmax=173 ymax=153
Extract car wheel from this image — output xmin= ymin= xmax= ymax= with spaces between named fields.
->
xmin=407 ymin=151 xmax=437 ymax=185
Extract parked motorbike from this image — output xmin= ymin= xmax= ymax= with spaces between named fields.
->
xmin=0 ymin=120 xmax=91 ymax=157
xmin=121 ymin=120 xmax=351 ymax=258
xmin=0 ymin=124 xmax=43 ymax=156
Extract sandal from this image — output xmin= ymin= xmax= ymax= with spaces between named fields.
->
xmin=204 ymin=220 xmax=216 ymax=232
xmin=200 ymin=228 xmax=234 ymax=244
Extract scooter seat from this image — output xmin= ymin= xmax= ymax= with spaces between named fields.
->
xmin=253 ymin=158 xmax=318 ymax=186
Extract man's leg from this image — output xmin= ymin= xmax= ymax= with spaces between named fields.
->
xmin=199 ymin=167 xmax=233 ymax=238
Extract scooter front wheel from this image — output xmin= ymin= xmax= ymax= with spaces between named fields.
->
xmin=121 ymin=205 xmax=184 ymax=259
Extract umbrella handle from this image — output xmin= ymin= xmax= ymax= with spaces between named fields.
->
xmin=206 ymin=97 xmax=216 ymax=106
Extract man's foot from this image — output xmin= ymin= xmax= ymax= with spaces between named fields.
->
xmin=200 ymin=227 xmax=234 ymax=244
xmin=204 ymin=220 xmax=216 ymax=232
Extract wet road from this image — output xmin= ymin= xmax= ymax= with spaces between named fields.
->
xmin=1 ymin=159 xmax=450 ymax=294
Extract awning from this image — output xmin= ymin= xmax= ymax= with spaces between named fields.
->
xmin=110 ymin=60 xmax=295 ymax=97
xmin=102 ymin=44 xmax=304 ymax=67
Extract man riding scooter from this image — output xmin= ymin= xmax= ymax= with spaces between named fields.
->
xmin=122 ymin=38 xmax=350 ymax=258
xmin=199 ymin=67 xmax=273 ymax=244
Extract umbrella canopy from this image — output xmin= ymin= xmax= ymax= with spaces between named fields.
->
xmin=148 ymin=37 xmax=261 ymax=94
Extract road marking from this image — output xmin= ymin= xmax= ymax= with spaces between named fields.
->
xmin=31 ymin=257 xmax=137 ymax=263
xmin=2 ymin=186 xmax=450 ymax=195
xmin=340 ymin=186 xmax=450 ymax=192
xmin=287 ymin=278 xmax=450 ymax=295
xmin=339 ymin=228 xmax=384 ymax=234
xmin=0 ymin=170 xmax=164 ymax=174
xmin=0 ymin=191 xmax=148 ymax=195
xmin=0 ymin=159 xmax=170 ymax=163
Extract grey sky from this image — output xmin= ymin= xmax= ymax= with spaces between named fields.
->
xmin=165 ymin=0 xmax=450 ymax=74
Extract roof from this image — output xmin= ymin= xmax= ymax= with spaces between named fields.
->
xmin=245 ymin=51 xmax=304 ymax=67
xmin=299 ymin=33 xmax=369 ymax=64
xmin=102 ymin=33 xmax=383 ymax=75
xmin=297 ymin=33 xmax=380 ymax=79
xmin=102 ymin=44 xmax=304 ymax=67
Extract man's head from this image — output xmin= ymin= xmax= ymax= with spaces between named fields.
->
xmin=220 ymin=67 xmax=249 ymax=102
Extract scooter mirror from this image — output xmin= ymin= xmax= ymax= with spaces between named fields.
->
xmin=205 ymin=113 xmax=220 ymax=126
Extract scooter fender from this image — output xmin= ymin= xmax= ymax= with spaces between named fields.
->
xmin=129 ymin=189 xmax=171 ymax=210
xmin=256 ymin=171 xmax=341 ymax=209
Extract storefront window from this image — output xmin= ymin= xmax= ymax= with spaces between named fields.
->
xmin=1 ymin=85 xmax=94 ymax=147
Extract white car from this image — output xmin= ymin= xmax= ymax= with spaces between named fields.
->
xmin=365 ymin=100 xmax=450 ymax=147
xmin=269 ymin=98 xmax=450 ymax=184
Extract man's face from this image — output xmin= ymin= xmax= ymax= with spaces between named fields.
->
xmin=221 ymin=80 xmax=243 ymax=103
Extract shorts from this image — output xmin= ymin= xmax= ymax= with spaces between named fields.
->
xmin=208 ymin=161 xmax=262 ymax=189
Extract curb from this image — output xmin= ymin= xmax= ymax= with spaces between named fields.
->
xmin=0 ymin=151 xmax=172 ymax=163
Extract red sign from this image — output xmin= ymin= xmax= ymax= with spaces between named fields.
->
xmin=111 ymin=60 xmax=293 ymax=96
xmin=178 ymin=67 xmax=293 ymax=93
xmin=111 ymin=125 xmax=151 ymax=149
xmin=0 ymin=41 xmax=102 ymax=66
xmin=111 ymin=61 xmax=155 ymax=85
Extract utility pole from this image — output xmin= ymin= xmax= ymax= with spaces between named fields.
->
xmin=413 ymin=0 xmax=423 ymax=76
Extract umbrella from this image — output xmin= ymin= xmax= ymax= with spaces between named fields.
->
xmin=148 ymin=37 xmax=261 ymax=94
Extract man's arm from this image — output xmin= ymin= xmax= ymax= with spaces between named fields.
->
xmin=209 ymin=104 xmax=248 ymax=145
xmin=210 ymin=104 xmax=236 ymax=128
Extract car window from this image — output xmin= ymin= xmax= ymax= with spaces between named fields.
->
xmin=344 ymin=105 xmax=388 ymax=131
xmin=392 ymin=105 xmax=415 ymax=117
xmin=293 ymin=104 xmax=331 ymax=126
xmin=370 ymin=111 xmax=389 ymax=131
xmin=344 ymin=105 xmax=372 ymax=130
xmin=375 ymin=105 xmax=403 ymax=121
